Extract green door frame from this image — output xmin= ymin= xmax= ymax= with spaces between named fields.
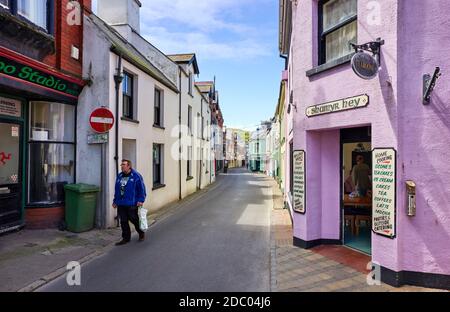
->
xmin=0 ymin=92 xmax=27 ymax=230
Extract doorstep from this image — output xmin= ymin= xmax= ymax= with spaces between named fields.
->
xmin=310 ymin=245 xmax=371 ymax=274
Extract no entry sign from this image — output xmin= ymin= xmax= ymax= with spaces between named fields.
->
xmin=90 ymin=107 xmax=115 ymax=133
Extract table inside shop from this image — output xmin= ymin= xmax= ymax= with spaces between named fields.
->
xmin=343 ymin=194 xmax=372 ymax=235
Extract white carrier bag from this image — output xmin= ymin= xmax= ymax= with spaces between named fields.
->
xmin=138 ymin=207 xmax=148 ymax=232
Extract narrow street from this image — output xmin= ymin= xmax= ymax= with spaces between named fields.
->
xmin=39 ymin=168 xmax=272 ymax=292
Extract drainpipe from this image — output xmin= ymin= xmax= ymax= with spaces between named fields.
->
xmin=113 ymin=54 xmax=123 ymax=227
xmin=178 ymin=68 xmax=182 ymax=200
xmin=280 ymin=53 xmax=288 ymax=70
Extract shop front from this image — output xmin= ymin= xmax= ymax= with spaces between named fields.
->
xmin=0 ymin=47 xmax=84 ymax=232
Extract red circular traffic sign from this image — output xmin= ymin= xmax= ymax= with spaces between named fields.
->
xmin=89 ymin=107 xmax=115 ymax=133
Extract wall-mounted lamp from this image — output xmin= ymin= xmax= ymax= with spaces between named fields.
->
xmin=423 ymin=67 xmax=441 ymax=105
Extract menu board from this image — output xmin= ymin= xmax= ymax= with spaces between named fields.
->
xmin=372 ymin=148 xmax=396 ymax=238
xmin=293 ymin=150 xmax=306 ymax=214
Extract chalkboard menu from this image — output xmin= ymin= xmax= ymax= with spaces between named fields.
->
xmin=293 ymin=150 xmax=306 ymax=214
xmin=372 ymin=148 xmax=396 ymax=238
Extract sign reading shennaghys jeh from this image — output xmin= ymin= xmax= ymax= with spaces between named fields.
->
xmin=293 ymin=150 xmax=306 ymax=214
xmin=306 ymin=94 xmax=369 ymax=117
xmin=0 ymin=55 xmax=83 ymax=97
xmin=372 ymin=148 xmax=396 ymax=238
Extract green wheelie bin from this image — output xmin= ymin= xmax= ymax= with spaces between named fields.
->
xmin=64 ymin=184 xmax=100 ymax=233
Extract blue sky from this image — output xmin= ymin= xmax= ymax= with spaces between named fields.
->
xmin=93 ymin=0 xmax=284 ymax=130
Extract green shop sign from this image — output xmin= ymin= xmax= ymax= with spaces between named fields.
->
xmin=0 ymin=55 xmax=82 ymax=97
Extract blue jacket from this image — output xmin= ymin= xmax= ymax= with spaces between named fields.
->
xmin=113 ymin=169 xmax=147 ymax=207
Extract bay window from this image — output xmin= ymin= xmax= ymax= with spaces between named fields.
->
xmin=28 ymin=102 xmax=75 ymax=204
xmin=319 ymin=0 xmax=357 ymax=64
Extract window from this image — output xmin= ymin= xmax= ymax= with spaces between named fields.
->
xmin=18 ymin=0 xmax=47 ymax=29
xmin=2 ymin=0 xmax=50 ymax=31
xmin=188 ymin=105 xmax=192 ymax=135
xmin=122 ymin=71 xmax=134 ymax=119
xmin=319 ymin=0 xmax=357 ymax=64
xmin=28 ymin=102 xmax=75 ymax=204
xmin=153 ymin=144 xmax=163 ymax=185
xmin=188 ymin=72 xmax=193 ymax=95
xmin=187 ymin=146 xmax=192 ymax=177
xmin=197 ymin=113 xmax=202 ymax=139
xmin=154 ymin=88 xmax=164 ymax=127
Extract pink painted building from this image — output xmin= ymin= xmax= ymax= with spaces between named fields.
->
xmin=279 ymin=0 xmax=450 ymax=289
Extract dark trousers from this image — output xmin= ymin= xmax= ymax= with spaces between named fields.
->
xmin=118 ymin=206 xmax=143 ymax=241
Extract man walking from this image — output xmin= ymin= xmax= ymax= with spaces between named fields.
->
xmin=113 ymin=159 xmax=147 ymax=245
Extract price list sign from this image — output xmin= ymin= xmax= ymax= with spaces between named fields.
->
xmin=293 ymin=150 xmax=306 ymax=214
xmin=372 ymin=148 xmax=397 ymax=238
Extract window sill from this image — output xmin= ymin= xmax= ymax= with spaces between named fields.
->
xmin=306 ymin=53 xmax=355 ymax=78
xmin=0 ymin=9 xmax=55 ymax=59
xmin=121 ymin=117 xmax=140 ymax=124
xmin=153 ymin=124 xmax=165 ymax=130
xmin=186 ymin=176 xmax=194 ymax=181
xmin=152 ymin=183 xmax=166 ymax=191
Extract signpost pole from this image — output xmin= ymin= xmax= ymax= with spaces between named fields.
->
xmin=100 ymin=141 xmax=107 ymax=229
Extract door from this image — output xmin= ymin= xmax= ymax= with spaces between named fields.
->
xmin=0 ymin=121 xmax=23 ymax=230
xmin=341 ymin=126 xmax=372 ymax=255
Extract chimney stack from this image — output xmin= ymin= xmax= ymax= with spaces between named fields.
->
xmin=97 ymin=0 xmax=142 ymax=34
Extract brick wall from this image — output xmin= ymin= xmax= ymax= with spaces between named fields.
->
xmin=25 ymin=207 xmax=65 ymax=229
xmin=43 ymin=0 xmax=92 ymax=79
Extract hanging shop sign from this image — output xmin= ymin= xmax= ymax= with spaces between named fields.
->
xmin=306 ymin=94 xmax=369 ymax=117
xmin=0 ymin=96 xmax=21 ymax=117
xmin=293 ymin=150 xmax=306 ymax=214
xmin=372 ymin=148 xmax=397 ymax=238
xmin=89 ymin=107 xmax=115 ymax=133
xmin=0 ymin=54 xmax=83 ymax=98
xmin=351 ymin=51 xmax=379 ymax=80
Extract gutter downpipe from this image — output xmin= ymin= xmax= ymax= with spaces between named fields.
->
xmin=113 ymin=53 xmax=123 ymax=227
xmin=280 ymin=53 xmax=288 ymax=70
xmin=179 ymin=68 xmax=182 ymax=200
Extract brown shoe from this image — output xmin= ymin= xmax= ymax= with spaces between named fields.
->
xmin=115 ymin=239 xmax=130 ymax=246
xmin=138 ymin=233 xmax=145 ymax=242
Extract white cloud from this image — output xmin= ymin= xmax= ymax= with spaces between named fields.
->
xmin=139 ymin=0 xmax=273 ymax=61
xmin=142 ymin=26 xmax=271 ymax=61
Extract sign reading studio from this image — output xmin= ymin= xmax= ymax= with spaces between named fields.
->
xmin=293 ymin=150 xmax=306 ymax=214
xmin=372 ymin=148 xmax=397 ymax=238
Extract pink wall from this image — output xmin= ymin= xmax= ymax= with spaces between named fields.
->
xmin=396 ymin=0 xmax=450 ymax=275
xmin=286 ymin=0 xmax=450 ymax=278
xmin=290 ymin=0 xmax=401 ymax=271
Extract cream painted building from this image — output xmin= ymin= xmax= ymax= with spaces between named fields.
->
xmin=78 ymin=0 xmax=214 ymax=228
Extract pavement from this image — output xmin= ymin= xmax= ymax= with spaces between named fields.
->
xmin=1 ymin=169 xmax=447 ymax=292
xmin=0 ymin=176 xmax=222 ymax=292
xmin=268 ymin=178 xmax=447 ymax=292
